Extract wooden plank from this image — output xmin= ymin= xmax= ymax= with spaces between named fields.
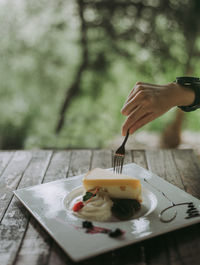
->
xmin=0 ymin=151 xmax=32 ymax=222
xmin=132 ymin=150 xmax=147 ymax=168
xmin=68 ymin=150 xmax=92 ymax=178
xmin=124 ymin=150 xmax=132 ymax=165
xmin=0 ymin=150 xmax=53 ymax=265
xmin=172 ymin=149 xmax=200 ymax=198
xmin=13 ymin=217 xmax=53 ymax=265
xmin=43 ymin=151 xmax=71 ymax=183
xmin=91 ymin=149 xmax=132 ymax=170
xmin=91 ymin=149 xmax=112 ymax=169
xmin=146 ymin=149 xmax=184 ymax=189
xmin=0 ymin=151 xmax=14 ymax=178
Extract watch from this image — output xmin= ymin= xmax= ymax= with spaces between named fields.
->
xmin=175 ymin=76 xmax=200 ymax=112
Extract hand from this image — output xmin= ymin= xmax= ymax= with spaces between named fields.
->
xmin=121 ymin=81 xmax=195 ymax=136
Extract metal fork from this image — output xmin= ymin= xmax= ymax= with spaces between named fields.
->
xmin=113 ymin=129 xmax=129 ymax=174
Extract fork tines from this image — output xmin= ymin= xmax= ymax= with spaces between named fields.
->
xmin=113 ymin=129 xmax=129 ymax=174
xmin=113 ymin=153 xmax=125 ymax=174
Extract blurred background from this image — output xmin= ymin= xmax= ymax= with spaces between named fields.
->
xmin=0 ymin=0 xmax=200 ymax=151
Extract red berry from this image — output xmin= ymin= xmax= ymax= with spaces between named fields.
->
xmin=73 ymin=201 xmax=84 ymax=212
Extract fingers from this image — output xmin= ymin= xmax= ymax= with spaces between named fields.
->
xmin=129 ymin=112 xmax=155 ymax=134
xmin=121 ymin=81 xmax=168 ymax=135
xmin=121 ymin=105 xmax=149 ymax=136
xmin=123 ymin=81 xmax=163 ymax=108
xmin=124 ymin=82 xmax=143 ymax=105
xmin=122 ymin=87 xmax=153 ymax=116
xmin=121 ymin=91 xmax=142 ymax=116
xmin=122 ymin=83 xmax=148 ymax=114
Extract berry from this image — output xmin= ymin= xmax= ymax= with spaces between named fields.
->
xmin=73 ymin=201 xmax=84 ymax=212
xmin=82 ymin=221 xmax=93 ymax=229
xmin=108 ymin=228 xmax=123 ymax=238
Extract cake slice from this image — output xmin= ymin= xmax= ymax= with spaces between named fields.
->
xmin=82 ymin=168 xmax=142 ymax=202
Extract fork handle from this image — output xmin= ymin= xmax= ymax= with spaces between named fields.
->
xmin=121 ymin=129 xmax=129 ymax=147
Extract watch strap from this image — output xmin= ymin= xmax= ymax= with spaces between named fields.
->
xmin=176 ymin=77 xmax=200 ymax=112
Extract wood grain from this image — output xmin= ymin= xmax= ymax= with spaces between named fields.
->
xmin=123 ymin=150 xmax=132 ymax=165
xmin=0 ymin=151 xmax=32 ymax=222
xmin=68 ymin=150 xmax=92 ymax=178
xmin=146 ymin=149 xmax=184 ymax=188
xmin=44 ymin=151 xmax=71 ymax=182
xmin=172 ymin=149 xmax=200 ymax=198
xmin=91 ymin=149 xmax=112 ymax=169
xmin=0 ymin=151 xmax=14 ymax=178
xmin=0 ymin=150 xmax=52 ymax=265
xmin=132 ymin=150 xmax=147 ymax=168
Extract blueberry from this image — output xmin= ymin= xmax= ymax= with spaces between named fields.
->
xmin=82 ymin=221 xmax=93 ymax=229
xmin=108 ymin=228 xmax=123 ymax=238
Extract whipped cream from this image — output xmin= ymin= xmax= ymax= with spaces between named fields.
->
xmin=73 ymin=191 xmax=113 ymax=221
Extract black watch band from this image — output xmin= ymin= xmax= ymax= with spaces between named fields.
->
xmin=176 ymin=76 xmax=200 ymax=112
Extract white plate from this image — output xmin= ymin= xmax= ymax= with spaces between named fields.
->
xmin=14 ymin=163 xmax=200 ymax=262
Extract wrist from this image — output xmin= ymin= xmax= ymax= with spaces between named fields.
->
xmin=167 ymin=82 xmax=195 ymax=107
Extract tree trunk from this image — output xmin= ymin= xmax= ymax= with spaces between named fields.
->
xmin=55 ymin=0 xmax=88 ymax=134
xmin=160 ymin=57 xmax=194 ymax=148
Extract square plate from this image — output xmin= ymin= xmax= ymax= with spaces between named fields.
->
xmin=14 ymin=163 xmax=200 ymax=262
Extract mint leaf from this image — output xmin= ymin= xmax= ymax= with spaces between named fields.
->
xmin=83 ymin=192 xmax=95 ymax=201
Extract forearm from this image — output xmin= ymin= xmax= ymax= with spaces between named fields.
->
xmin=168 ymin=82 xmax=195 ymax=107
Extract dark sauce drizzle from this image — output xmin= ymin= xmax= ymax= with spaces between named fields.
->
xmin=144 ymin=179 xmax=200 ymax=223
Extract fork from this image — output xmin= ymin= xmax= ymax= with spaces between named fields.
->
xmin=113 ymin=129 xmax=129 ymax=174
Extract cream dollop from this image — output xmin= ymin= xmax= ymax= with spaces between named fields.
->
xmin=73 ymin=191 xmax=113 ymax=221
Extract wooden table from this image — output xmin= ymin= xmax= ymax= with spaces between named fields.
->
xmin=0 ymin=149 xmax=200 ymax=265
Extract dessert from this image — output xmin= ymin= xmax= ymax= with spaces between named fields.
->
xmin=83 ymin=168 xmax=142 ymax=201
xmin=72 ymin=168 xmax=142 ymax=221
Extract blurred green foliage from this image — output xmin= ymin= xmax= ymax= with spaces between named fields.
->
xmin=0 ymin=0 xmax=200 ymax=149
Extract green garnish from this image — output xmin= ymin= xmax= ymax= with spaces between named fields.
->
xmin=83 ymin=192 xmax=95 ymax=202
xmin=111 ymin=199 xmax=141 ymax=220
